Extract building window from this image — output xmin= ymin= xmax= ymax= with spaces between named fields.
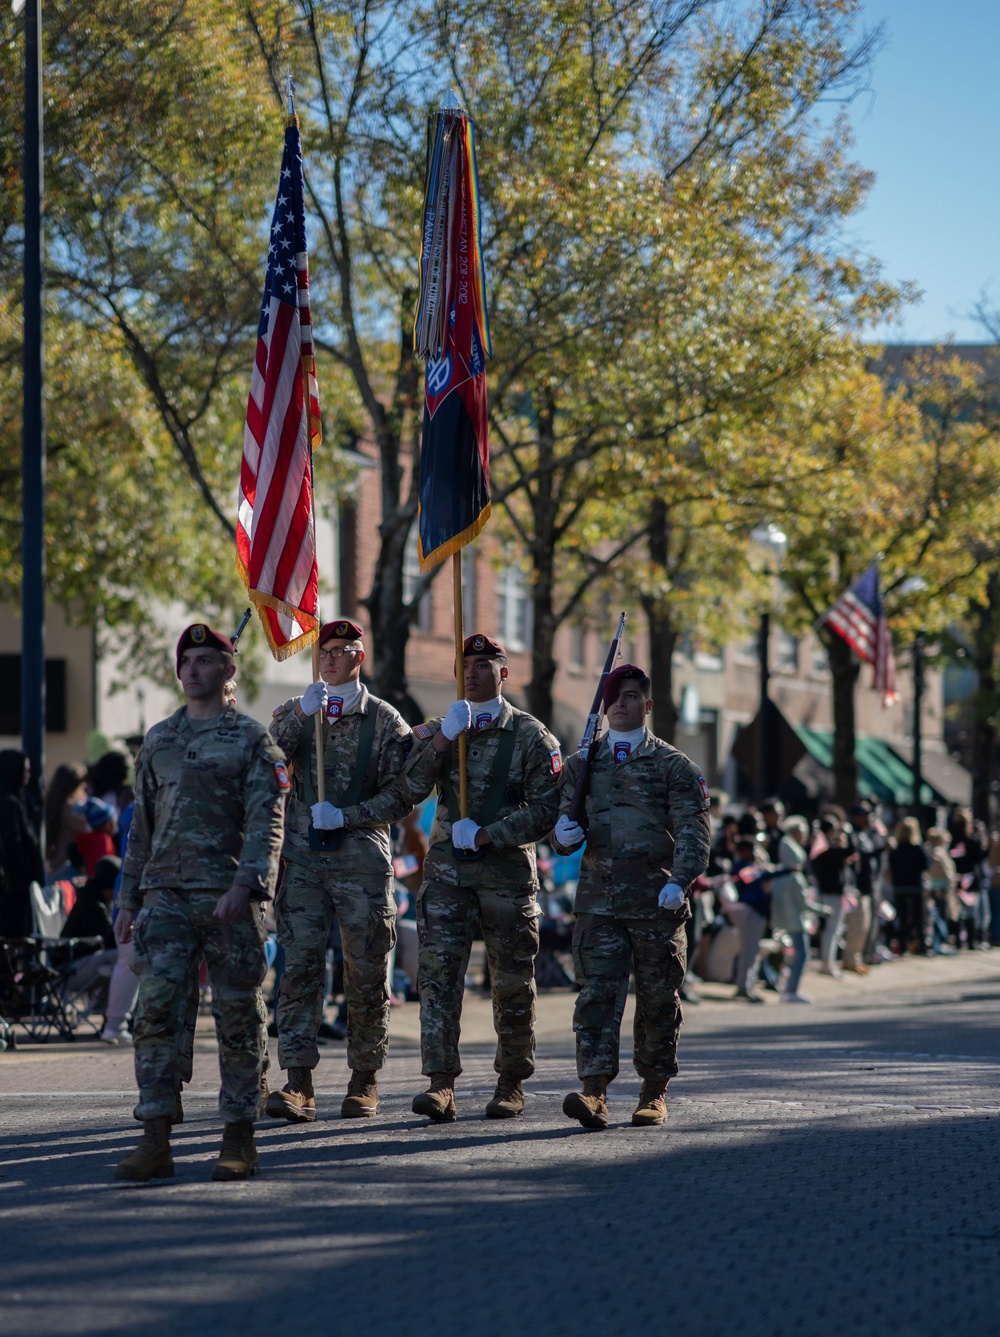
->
xmin=496 ymin=564 xmax=532 ymax=652
xmin=570 ymin=623 xmax=586 ymax=669
xmin=403 ymin=526 xmax=433 ymax=632
xmin=461 ymin=545 xmax=477 ymax=630
xmin=775 ymin=628 xmax=799 ymax=673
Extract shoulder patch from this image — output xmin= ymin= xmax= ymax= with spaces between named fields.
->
xmin=697 ymin=774 xmax=710 ymax=803
xmin=402 ymin=737 xmax=414 ymax=757
xmin=414 ymin=723 xmax=433 ymax=740
xmin=272 ymin=704 xmax=286 ymax=718
xmin=274 ymin=761 xmax=291 ymax=792
xmin=549 ymin=749 xmax=563 ymax=775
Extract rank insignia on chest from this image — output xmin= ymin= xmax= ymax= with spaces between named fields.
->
xmin=326 ymin=697 xmax=343 ymax=720
xmin=414 ymin=723 xmax=432 ymax=740
xmin=549 ymin=749 xmax=562 ymax=775
xmin=475 ymin=712 xmax=492 ymax=732
xmin=613 ymin=742 xmax=631 ymax=765
xmin=273 ymin=761 xmax=291 ymax=791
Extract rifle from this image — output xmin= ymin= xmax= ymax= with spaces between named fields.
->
xmin=566 ymin=611 xmax=627 ymax=825
xmin=231 ymin=607 xmax=253 ymax=651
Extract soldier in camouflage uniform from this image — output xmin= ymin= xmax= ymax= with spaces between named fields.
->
xmin=113 ymin=624 xmax=287 ymax=1183
xmin=404 ymin=633 xmax=562 ymax=1122
xmin=265 ymin=618 xmax=413 ymax=1121
xmin=552 ymin=664 xmax=711 ymax=1130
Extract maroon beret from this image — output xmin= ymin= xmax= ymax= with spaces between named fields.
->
xmin=318 ymin=618 xmax=364 ymax=645
xmin=176 ymin=624 xmax=235 ymax=676
xmin=463 ymin=633 xmax=507 ymax=659
xmin=602 ymin=663 xmax=648 ymax=711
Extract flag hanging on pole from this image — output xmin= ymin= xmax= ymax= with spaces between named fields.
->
xmin=413 ymin=106 xmax=492 ymax=571
xmin=236 ymin=113 xmax=322 ymax=659
xmin=820 ymin=562 xmax=898 ymax=706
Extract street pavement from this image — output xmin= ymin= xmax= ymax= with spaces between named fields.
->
xmin=3 ymin=950 xmax=1000 ymax=1337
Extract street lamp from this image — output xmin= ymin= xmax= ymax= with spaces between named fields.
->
xmin=750 ymin=524 xmax=787 ymax=802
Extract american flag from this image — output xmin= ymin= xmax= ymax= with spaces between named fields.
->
xmin=236 ymin=117 xmax=321 ymax=660
xmin=822 ymin=562 xmax=898 ymax=706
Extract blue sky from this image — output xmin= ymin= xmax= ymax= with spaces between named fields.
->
xmin=845 ymin=2 xmax=999 ymax=343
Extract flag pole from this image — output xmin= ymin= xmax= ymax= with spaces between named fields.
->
xmin=453 ymin=552 xmax=468 ymax=818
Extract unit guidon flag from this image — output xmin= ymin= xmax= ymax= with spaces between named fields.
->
xmin=413 ymin=109 xmax=492 ymax=571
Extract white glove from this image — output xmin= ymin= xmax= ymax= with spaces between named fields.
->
xmin=658 ymin=881 xmax=686 ymax=911
xmin=451 ymin=817 xmax=481 ymax=851
xmin=555 ymin=814 xmax=585 ymax=849
xmin=441 ymin=699 xmax=473 ymax=740
xmin=301 ymin=681 xmax=329 ymax=716
xmin=311 ymin=802 xmax=344 ymax=831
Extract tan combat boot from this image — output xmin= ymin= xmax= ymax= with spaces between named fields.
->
xmin=412 ymin=1072 xmax=458 ymax=1122
xmin=484 ymin=1075 xmax=525 ymax=1119
xmin=114 ymin=1116 xmax=174 ymax=1182
xmin=631 ymin=1079 xmax=668 ymax=1127
xmin=341 ymin=1069 xmax=379 ymax=1118
xmin=563 ymin=1075 xmax=609 ymax=1131
xmin=264 ymin=1065 xmax=317 ymax=1123
xmin=211 ymin=1121 xmax=258 ymax=1181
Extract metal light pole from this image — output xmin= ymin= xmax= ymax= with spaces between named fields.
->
xmin=912 ymin=628 xmax=925 ymax=822
xmin=20 ymin=0 xmax=46 ymax=824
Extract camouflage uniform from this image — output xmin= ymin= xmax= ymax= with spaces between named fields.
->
xmin=553 ymin=730 xmax=711 ymax=1082
xmin=269 ymin=686 xmax=412 ymax=1072
xmin=403 ymin=702 xmax=562 ymax=1079
xmin=119 ymin=705 xmax=286 ymax=1123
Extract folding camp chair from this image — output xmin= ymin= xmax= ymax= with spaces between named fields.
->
xmin=24 ymin=881 xmax=107 ymax=1039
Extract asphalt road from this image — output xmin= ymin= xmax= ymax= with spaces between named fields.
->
xmin=3 ymin=951 xmax=1000 ymax=1337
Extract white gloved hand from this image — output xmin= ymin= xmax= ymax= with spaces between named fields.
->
xmin=451 ymin=817 xmax=481 ymax=851
xmin=555 ymin=814 xmax=585 ymax=849
xmin=311 ymin=802 xmax=345 ymax=831
xmin=301 ymin=681 xmax=329 ymax=716
xmin=658 ymin=881 xmax=686 ymax=911
xmin=441 ymin=699 xmax=473 ymax=740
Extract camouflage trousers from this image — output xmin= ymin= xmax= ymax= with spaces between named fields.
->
xmin=571 ymin=912 xmax=687 ymax=1082
xmin=416 ymin=879 xmax=539 ymax=1080
xmin=130 ymin=889 xmax=267 ymax=1122
xmin=275 ymin=861 xmax=396 ymax=1072
xmin=175 ymin=970 xmax=270 ymax=1087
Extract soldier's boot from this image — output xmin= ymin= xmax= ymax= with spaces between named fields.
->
xmin=631 ymin=1079 xmax=668 ymax=1127
xmin=484 ymin=1075 xmax=525 ymax=1119
xmin=113 ymin=1116 xmax=174 ymax=1182
xmin=210 ymin=1121 xmax=258 ymax=1181
xmin=341 ymin=1070 xmax=380 ymax=1118
xmin=411 ymin=1072 xmax=458 ymax=1122
xmin=264 ymin=1065 xmax=317 ymax=1123
xmin=562 ymin=1076 xmax=610 ymax=1131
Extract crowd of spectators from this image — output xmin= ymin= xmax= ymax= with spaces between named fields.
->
xmin=674 ymin=796 xmax=1000 ymax=1004
xmin=0 ymin=747 xmax=137 ymax=1041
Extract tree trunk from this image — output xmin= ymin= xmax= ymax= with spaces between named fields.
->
xmin=361 ymin=302 xmax=423 ymax=722
xmin=826 ymin=630 xmax=859 ymax=809
xmin=524 ymin=394 xmax=558 ymax=729
xmin=971 ymin=570 xmax=1000 ymax=823
xmin=641 ymin=499 xmax=678 ymax=743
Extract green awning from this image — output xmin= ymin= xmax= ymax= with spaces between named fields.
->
xmin=794 ymin=726 xmax=939 ymax=806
